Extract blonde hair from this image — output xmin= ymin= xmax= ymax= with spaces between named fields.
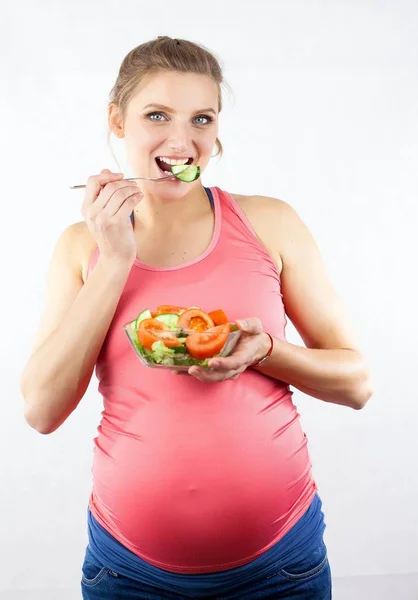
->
xmin=107 ymin=36 xmax=227 ymax=168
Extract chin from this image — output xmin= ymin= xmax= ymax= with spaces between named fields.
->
xmin=149 ymin=180 xmax=199 ymax=200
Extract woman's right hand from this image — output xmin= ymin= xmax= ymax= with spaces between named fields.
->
xmin=81 ymin=169 xmax=143 ymax=265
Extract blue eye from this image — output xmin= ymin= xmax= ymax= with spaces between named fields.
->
xmin=194 ymin=115 xmax=213 ymax=125
xmin=148 ymin=112 xmax=166 ymax=121
xmin=146 ymin=112 xmax=214 ymax=125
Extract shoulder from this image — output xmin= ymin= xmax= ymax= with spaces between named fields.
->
xmin=231 ymin=192 xmax=298 ymax=221
xmin=230 ymin=193 xmax=307 ymax=259
xmin=53 ymin=221 xmax=96 ymax=283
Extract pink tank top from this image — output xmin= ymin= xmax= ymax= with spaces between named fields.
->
xmin=88 ymin=187 xmax=316 ymax=574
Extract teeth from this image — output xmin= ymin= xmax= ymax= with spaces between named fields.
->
xmin=158 ymin=157 xmax=190 ymax=166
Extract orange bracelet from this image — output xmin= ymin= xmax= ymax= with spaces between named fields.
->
xmin=251 ymin=332 xmax=274 ymax=368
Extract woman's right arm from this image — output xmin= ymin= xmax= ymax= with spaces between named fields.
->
xmin=20 ymin=170 xmax=143 ymax=434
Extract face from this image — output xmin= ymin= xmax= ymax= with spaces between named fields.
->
xmin=110 ymin=70 xmax=219 ymax=198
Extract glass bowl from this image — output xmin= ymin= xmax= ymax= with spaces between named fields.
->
xmin=124 ymin=320 xmax=242 ymax=370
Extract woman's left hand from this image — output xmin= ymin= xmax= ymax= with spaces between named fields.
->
xmin=186 ymin=317 xmax=269 ymax=382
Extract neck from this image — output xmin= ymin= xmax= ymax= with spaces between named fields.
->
xmin=133 ymin=184 xmax=210 ymax=229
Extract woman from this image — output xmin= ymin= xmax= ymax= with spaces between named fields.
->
xmin=20 ymin=36 xmax=372 ymax=599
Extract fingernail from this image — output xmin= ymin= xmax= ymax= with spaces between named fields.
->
xmin=238 ymin=320 xmax=248 ymax=328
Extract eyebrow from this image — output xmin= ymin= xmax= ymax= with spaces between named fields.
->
xmin=142 ymin=103 xmax=217 ymax=115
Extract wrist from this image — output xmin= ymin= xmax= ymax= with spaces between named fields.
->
xmin=96 ymin=255 xmax=134 ymax=281
xmin=98 ymin=254 xmax=134 ymax=271
xmin=251 ymin=332 xmax=274 ymax=368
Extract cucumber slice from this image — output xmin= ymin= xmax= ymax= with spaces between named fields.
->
xmin=155 ymin=313 xmax=179 ymax=329
xmin=171 ymin=164 xmax=200 ymax=182
xmin=172 ymin=346 xmax=187 ymax=354
xmin=135 ymin=308 xmax=152 ymax=328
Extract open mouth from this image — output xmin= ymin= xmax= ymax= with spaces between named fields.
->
xmin=155 ymin=156 xmax=194 ymax=177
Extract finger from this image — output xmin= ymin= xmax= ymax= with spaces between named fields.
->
xmin=104 ymin=185 xmax=143 ymax=217
xmin=236 ymin=318 xmax=264 ymax=335
xmin=83 ymin=170 xmax=124 ymax=204
xmin=189 ymin=370 xmax=221 ymax=383
xmin=188 ymin=367 xmax=237 ymax=383
xmin=208 ymin=350 xmax=249 ymax=371
xmin=82 ymin=171 xmax=125 ymax=216
xmin=88 ymin=183 xmax=141 ymax=220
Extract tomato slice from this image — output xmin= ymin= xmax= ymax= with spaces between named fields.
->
xmin=156 ymin=305 xmax=187 ymax=315
xmin=208 ymin=309 xmax=229 ymax=326
xmin=137 ymin=318 xmax=181 ymax=349
xmin=186 ymin=323 xmax=231 ymax=359
xmin=177 ymin=308 xmax=214 ymax=332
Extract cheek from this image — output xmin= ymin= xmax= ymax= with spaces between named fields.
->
xmin=204 ymin=136 xmax=217 ymax=152
xmin=124 ymin=130 xmax=161 ymax=166
xmin=197 ymin=128 xmax=218 ymax=152
xmin=126 ymin=129 xmax=154 ymax=152
xmin=198 ymin=137 xmax=218 ymax=165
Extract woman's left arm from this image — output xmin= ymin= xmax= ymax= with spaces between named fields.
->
xmin=253 ymin=198 xmax=373 ymax=409
xmin=189 ymin=198 xmax=373 ymax=410
xmin=252 ymin=337 xmax=372 ymax=410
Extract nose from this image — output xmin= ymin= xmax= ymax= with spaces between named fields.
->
xmin=167 ymin=121 xmax=192 ymax=154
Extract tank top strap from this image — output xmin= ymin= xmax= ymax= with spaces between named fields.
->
xmin=204 ymin=186 xmax=215 ymax=209
xmin=215 ymin=187 xmax=280 ymax=279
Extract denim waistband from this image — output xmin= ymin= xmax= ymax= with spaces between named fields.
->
xmin=87 ymin=493 xmax=325 ymax=598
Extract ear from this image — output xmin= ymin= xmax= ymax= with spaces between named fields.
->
xmin=108 ymin=103 xmax=124 ymax=138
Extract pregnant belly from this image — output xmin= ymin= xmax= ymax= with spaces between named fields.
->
xmin=90 ymin=397 xmax=315 ymax=572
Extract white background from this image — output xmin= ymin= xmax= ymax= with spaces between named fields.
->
xmin=1 ymin=0 xmax=417 ymax=597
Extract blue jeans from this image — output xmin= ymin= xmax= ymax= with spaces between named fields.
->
xmin=81 ymin=539 xmax=332 ymax=599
